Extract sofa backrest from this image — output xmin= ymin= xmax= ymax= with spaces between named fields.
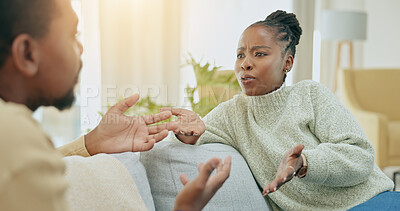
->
xmin=340 ymin=68 xmax=400 ymax=121
xmin=140 ymin=140 xmax=272 ymax=211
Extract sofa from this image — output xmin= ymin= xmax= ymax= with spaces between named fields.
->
xmin=338 ymin=68 xmax=400 ymax=169
xmin=110 ymin=140 xmax=272 ymax=210
xmin=62 ymin=134 xmax=399 ymax=210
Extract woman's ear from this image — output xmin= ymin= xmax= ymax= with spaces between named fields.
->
xmin=284 ymin=54 xmax=294 ymax=73
xmin=11 ymin=34 xmax=40 ymax=77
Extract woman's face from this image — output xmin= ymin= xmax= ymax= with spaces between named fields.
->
xmin=234 ymin=25 xmax=293 ymax=96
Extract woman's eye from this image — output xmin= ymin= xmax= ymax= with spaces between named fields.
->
xmin=255 ymin=52 xmax=267 ymax=57
xmin=237 ymin=53 xmax=244 ymax=59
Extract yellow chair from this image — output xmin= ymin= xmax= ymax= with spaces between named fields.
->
xmin=338 ymin=68 xmax=400 ymax=169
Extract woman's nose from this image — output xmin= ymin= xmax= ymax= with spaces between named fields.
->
xmin=241 ymin=58 xmax=253 ymax=71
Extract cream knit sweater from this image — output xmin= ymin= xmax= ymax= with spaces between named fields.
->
xmin=197 ymin=80 xmax=393 ymax=211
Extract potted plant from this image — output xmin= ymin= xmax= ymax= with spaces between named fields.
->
xmin=185 ymin=55 xmax=241 ymax=117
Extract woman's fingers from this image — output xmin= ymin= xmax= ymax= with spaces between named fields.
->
xmin=160 ymin=108 xmax=204 ymax=136
xmin=160 ymin=107 xmax=187 ymax=116
xmin=263 ymin=177 xmax=285 ymax=196
xmin=291 ymin=144 xmax=305 ymax=157
xmin=263 ymin=145 xmax=306 ymax=197
xmin=281 ymin=166 xmax=292 ymax=182
xmin=262 ymin=184 xmax=271 ymax=196
xmin=263 ymin=165 xmax=298 ymax=196
xmin=142 ymin=111 xmax=172 ymax=125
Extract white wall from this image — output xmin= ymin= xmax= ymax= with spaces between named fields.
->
xmin=179 ymin=0 xmax=292 ymax=107
xmin=181 ymin=0 xmax=293 ymax=70
xmin=364 ymin=0 xmax=400 ymax=68
xmin=317 ymin=0 xmax=365 ymax=90
xmin=316 ymin=0 xmax=400 ymax=91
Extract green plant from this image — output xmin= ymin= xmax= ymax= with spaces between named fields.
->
xmin=185 ymin=54 xmax=241 ymax=117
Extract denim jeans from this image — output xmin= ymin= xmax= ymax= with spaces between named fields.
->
xmin=349 ymin=191 xmax=400 ymax=211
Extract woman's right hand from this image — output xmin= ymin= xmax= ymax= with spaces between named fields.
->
xmin=160 ymin=107 xmax=206 ymax=145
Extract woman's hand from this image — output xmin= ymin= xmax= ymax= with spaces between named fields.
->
xmin=174 ymin=156 xmax=232 ymax=211
xmin=160 ymin=107 xmax=205 ymax=145
xmin=262 ymin=144 xmax=304 ymax=196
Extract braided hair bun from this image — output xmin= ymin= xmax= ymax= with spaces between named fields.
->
xmin=252 ymin=10 xmax=302 ymax=57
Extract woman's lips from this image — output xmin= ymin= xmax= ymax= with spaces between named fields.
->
xmin=241 ymin=75 xmax=256 ymax=85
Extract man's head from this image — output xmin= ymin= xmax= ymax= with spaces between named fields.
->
xmin=0 ymin=0 xmax=83 ymax=111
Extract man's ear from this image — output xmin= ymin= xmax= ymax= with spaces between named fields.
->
xmin=284 ymin=54 xmax=294 ymax=73
xmin=11 ymin=34 xmax=40 ymax=77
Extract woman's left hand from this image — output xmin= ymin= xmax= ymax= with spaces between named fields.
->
xmin=262 ymin=144 xmax=304 ymax=196
xmin=160 ymin=107 xmax=205 ymax=145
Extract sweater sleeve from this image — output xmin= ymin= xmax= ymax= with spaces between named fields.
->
xmin=302 ymin=82 xmax=375 ymax=187
xmin=57 ymin=136 xmax=91 ymax=157
xmin=196 ymin=100 xmax=237 ymax=148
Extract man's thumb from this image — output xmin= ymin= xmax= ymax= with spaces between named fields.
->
xmin=109 ymin=94 xmax=140 ymax=114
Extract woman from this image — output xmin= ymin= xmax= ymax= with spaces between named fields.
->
xmin=163 ymin=10 xmax=395 ymax=210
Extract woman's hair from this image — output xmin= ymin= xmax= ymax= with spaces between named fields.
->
xmin=251 ymin=10 xmax=302 ymax=58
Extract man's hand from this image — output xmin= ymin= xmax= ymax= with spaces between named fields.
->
xmin=262 ymin=144 xmax=304 ymax=196
xmin=160 ymin=107 xmax=205 ymax=145
xmin=85 ymin=94 xmax=178 ymax=155
xmin=174 ymin=156 xmax=232 ymax=211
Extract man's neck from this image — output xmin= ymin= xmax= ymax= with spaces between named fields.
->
xmin=0 ymin=70 xmax=32 ymax=110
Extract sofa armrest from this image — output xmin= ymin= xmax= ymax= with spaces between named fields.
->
xmin=351 ymin=109 xmax=389 ymax=168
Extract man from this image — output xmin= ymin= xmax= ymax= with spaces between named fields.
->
xmin=0 ymin=0 xmax=230 ymax=210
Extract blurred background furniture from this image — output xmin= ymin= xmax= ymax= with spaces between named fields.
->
xmin=321 ymin=10 xmax=367 ymax=92
xmin=338 ymin=68 xmax=400 ymax=169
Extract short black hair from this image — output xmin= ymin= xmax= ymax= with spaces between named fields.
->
xmin=251 ymin=10 xmax=303 ymax=58
xmin=0 ymin=0 xmax=55 ymax=68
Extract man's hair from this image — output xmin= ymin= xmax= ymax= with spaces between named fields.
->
xmin=0 ymin=0 xmax=55 ymax=68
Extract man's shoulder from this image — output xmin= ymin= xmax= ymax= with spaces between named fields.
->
xmin=0 ymin=101 xmax=55 ymax=160
xmin=0 ymin=102 xmax=66 ymax=210
xmin=0 ymin=100 xmax=43 ymax=139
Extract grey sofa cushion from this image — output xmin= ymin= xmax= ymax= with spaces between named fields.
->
xmin=140 ymin=140 xmax=271 ymax=211
xmin=110 ymin=152 xmax=155 ymax=211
